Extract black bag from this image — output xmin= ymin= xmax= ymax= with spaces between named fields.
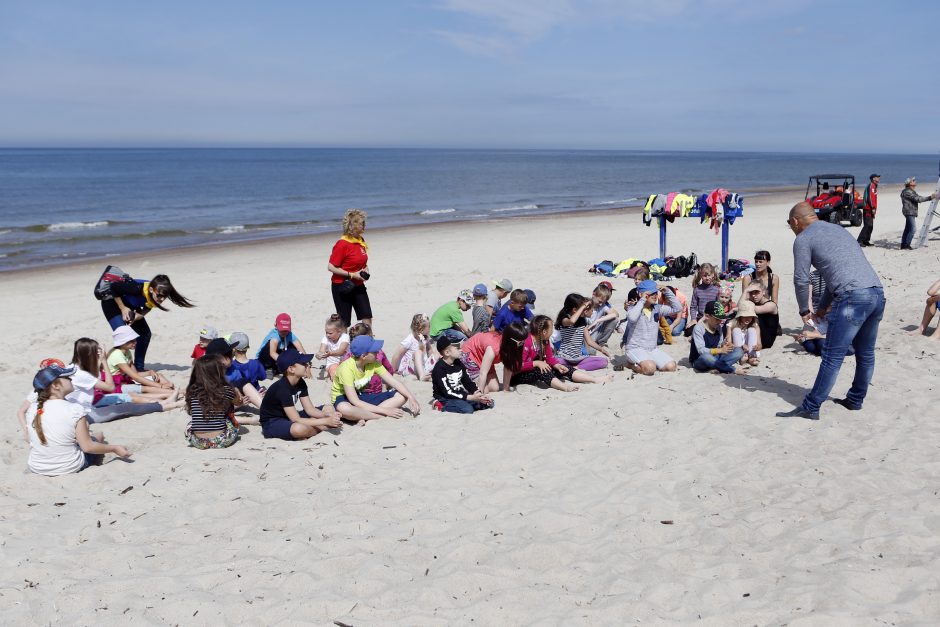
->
xmin=335 ymin=279 xmax=357 ymax=295
xmin=93 ymin=265 xmax=135 ymax=300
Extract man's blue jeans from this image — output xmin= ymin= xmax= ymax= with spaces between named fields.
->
xmin=801 ymin=286 xmax=885 ymax=413
xmin=692 ymin=346 xmax=743 ymax=374
xmin=901 ymin=215 xmax=917 ymax=248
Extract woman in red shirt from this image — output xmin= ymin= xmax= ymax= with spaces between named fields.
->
xmin=327 ymin=208 xmax=372 ymax=327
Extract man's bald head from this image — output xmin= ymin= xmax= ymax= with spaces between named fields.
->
xmin=788 ymin=201 xmax=818 ymax=234
xmin=789 ymin=201 xmax=817 ymax=221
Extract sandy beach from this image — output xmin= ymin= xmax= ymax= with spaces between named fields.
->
xmin=2 ymin=186 xmax=939 ymax=624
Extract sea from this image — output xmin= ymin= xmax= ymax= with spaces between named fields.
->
xmin=1 ymin=148 xmax=937 ymax=272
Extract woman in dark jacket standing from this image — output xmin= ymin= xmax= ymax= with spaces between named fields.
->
xmin=100 ymin=274 xmax=194 ymax=370
xmin=326 ymin=208 xmax=372 ymax=328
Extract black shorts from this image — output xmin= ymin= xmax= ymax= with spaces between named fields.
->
xmin=331 ymin=282 xmax=373 ymax=326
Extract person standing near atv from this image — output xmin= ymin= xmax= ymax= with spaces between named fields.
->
xmin=857 ymin=174 xmax=879 ymax=247
xmin=900 ymin=177 xmax=938 ymax=250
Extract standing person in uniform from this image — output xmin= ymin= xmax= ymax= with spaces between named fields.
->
xmin=99 ymin=273 xmax=194 ymax=371
xmin=776 ymin=202 xmax=885 ymax=420
xmin=327 ymin=208 xmax=372 ymax=327
xmin=857 ymin=174 xmax=879 ymax=247
xmin=900 ymin=177 xmax=938 ymax=249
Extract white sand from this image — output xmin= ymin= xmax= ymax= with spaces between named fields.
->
xmin=2 ymin=188 xmax=939 ymax=624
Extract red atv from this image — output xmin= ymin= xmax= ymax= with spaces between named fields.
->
xmin=805 ymin=174 xmax=864 ymax=227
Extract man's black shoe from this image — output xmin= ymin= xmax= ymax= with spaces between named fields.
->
xmin=900 ymin=244 xmax=912 ymax=250
xmin=833 ymin=398 xmax=861 ymax=411
xmin=775 ymin=406 xmax=819 ymax=420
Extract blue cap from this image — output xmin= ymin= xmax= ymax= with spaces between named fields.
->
xmin=637 ymin=280 xmax=658 ymax=294
xmin=472 ymin=283 xmax=488 ymax=297
xmin=524 ymin=288 xmax=536 ymax=304
xmin=276 ymin=348 xmax=315 ymax=373
xmin=33 ymin=364 xmax=77 ymax=391
xmin=350 ymin=335 xmax=384 ymax=357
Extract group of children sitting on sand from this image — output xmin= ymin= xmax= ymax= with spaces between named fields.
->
xmin=23 ymin=253 xmax=835 ymax=475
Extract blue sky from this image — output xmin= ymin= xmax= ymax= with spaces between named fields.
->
xmin=0 ymin=0 xmax=937 ymax=152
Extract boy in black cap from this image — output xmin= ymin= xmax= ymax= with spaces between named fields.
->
xmin=258 ymin=349 xmax=342 ymax=440
xmin=689 ymin=301 xmax=745 ymax=375
xmin=431 ymin=337 xmax=494 ymax=413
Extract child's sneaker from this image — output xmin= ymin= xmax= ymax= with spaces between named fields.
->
xmin=431 ymin=400 xmax=443 ymax=412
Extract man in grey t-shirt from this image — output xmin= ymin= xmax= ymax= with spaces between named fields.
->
xmin=776 ymin=202 xmax=886 ymax=420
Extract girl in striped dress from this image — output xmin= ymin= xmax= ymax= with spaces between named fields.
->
xmin=185 ymin=354 xmax=239 ymax=450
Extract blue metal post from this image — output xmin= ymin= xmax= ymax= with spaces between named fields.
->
xmin=721 ymin=218 xmax=730 ymax=272
xmin=659 ymin=216 xmax=667 ymax=260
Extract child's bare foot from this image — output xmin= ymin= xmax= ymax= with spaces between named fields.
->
xmin=564 ymin=384 xmax=580 ymax=392
xmin=598 ymin=374 xmax=615 ymax=384
xmin=160 ymin=399 xmax=185 ymax=411
xmin=733 ymin=367 xmax=747 ymax=375
xmin=357 ymin=419 xmax=367 ymax=427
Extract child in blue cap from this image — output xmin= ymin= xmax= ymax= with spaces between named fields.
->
xmin=331 ymin=335 xmax=421 ymax=424
xmin=622 ymin=280 xmax=683 ymax=376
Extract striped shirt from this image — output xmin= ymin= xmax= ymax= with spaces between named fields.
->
xmin=188 ymin=387 xmax=235 ymax=432
xmin=556 ymin=319 xmax=587 ymax=361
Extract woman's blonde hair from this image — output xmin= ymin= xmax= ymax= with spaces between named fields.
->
xmin=342 ymin=209 xmax=367 ymax=236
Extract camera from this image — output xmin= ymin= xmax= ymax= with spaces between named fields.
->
xmin=359 ymin=271 xmax=370 ymax=281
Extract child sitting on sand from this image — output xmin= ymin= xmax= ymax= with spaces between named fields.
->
xmin=487 ymin=278 xmax=513 ymax=316
xmin=502 ymin=316 xmax=611 ymax=392
xmin=191 ymin=325 xmax=218 ymax=362
xmin=470 ymin=284 xmax=491 ymax=336
xmin=27 ymin=363 xmax=132 ymax=475
xmin=686 ymin=263 xmax=720 ymax=336
xmin=258 ymin=349 xmax=343 ymax=440
xmin=185 ymin=354 xmax=240 ymax=450
xmin=555 ymin=293 xmax=611 ymax=370
xmin=728 ymin=300 xmax=761 ymax=366
xmin=316 ymin=314 xmax=350 ymax=379
xmin=430 ymin=290 xmax=474 ymax=343
xmin=257 ymin=313 xmax=307 ymax=375
xmin=203 ymin=338 xmax=264 ymax=412
xmin=689 ymin=301 xmax=744 ymax=375
xmin=657 ymin=286 xmax=688 ymax=345
xmin=458 ymin=329 xmax=503 ymax=393
xmin=69 ymin=337 xmax=181 ymax=423
xmin=491 ymin=289 xmax=534 ymax=333
xmin=390 ymin=314 xmax=435 ymax=381
xmin=228 ymin=332 xmax=267 ymax=394
xmin=587 ymin=281 xmax=619 ymax=347
xmin=431 ymin=337 xmax=494 ymax=414
xmin=107 ymin=326 xmax=176 ymax=396
xmin=331 ymin=336 xmax=422 ymax=424
xmin=623 ymin=281 xmax=682 ymax=376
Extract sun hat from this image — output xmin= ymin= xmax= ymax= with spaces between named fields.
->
xmin=204 ymin=337 xmax=237 ymax=357
xmin=275 ymin=313 xmax=292 ymax=332
xmin=457 ymin=289 xmax=474 ymax=305
xmin=198 ymin=325 xmax=219 ymax=340
xmin=276 ymin=348 xmax=315 ymax=373
xmin=112 ymin=325 xmax=139 ymax=346
xmin=33 ymin=364 xmax=77 ymax=391
xmin=637 ymin=280 xmax=658 ymax=295
xmin=229 ymin=331 xmax=250 ymax=351
xmin=350 ymin=335 xmax=384 ymax=357
xmin=472 ymin=283 xmax=488 ymax=297
xmin=704 ymin=300 xmax=735 ymax=320
xmin=736 ymin=300 xmax=757 ymax=318
xmin=492 ymin=278 xmax=513 ymax=291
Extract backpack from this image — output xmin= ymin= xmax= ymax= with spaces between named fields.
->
xmin=93 ymin=265 xmax=135 ymax=300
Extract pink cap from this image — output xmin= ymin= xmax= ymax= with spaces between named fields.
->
xmin=275 ymin=313 xmax=292 ymax=331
